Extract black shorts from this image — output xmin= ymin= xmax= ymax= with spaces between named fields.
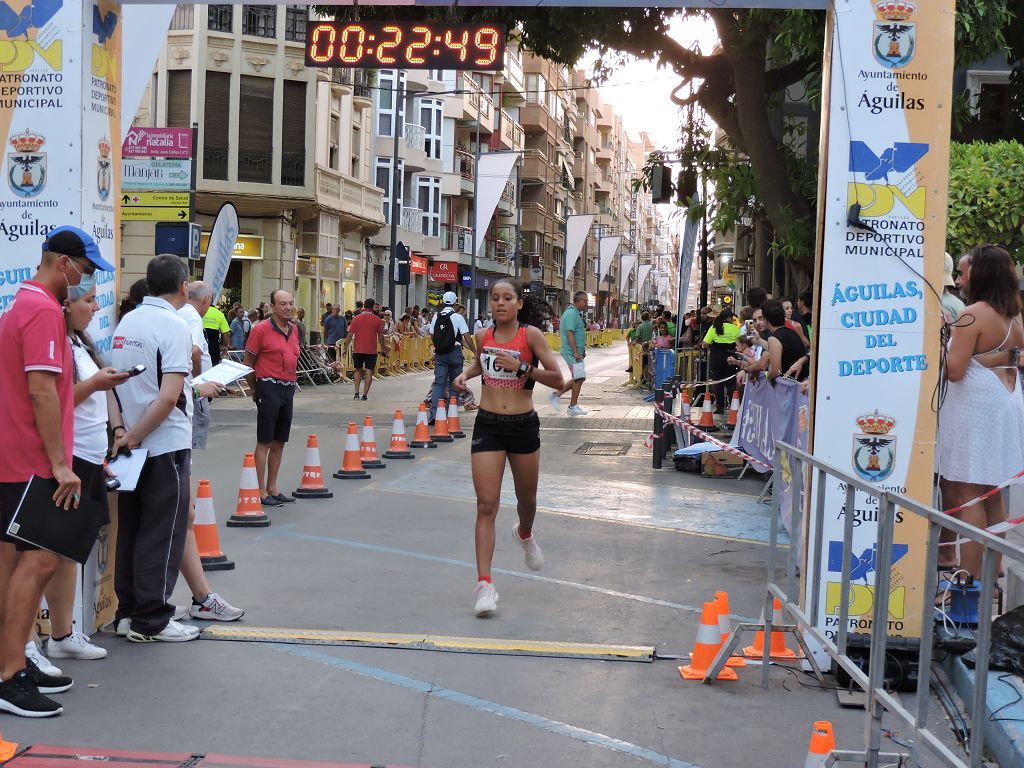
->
xmin=471 ymin=409 xmax=541 ymax=454
xmin=255 ymin=380 xmax=295 ymax=444
xmin=0 ymin=480 xmax=34 ymax=551
xmin=352 ymin=353 xmax=377 ymax=370
xmin=73 ymin=456 xmax=111 ymax=526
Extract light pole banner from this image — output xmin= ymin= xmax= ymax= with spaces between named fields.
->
xmin=564 ymin=213 xmax=593 ymax=277
xmin=473 ymin=152 xmax=518 ymax=258
xmin=204 ymin=202 xmax=240 ymax=302
xmin=120 ymin=4 xmax=176 ymax=141
xmin=619 ymin=252 xmax=637 ymax=294
xmin=807 ymin=0 xmax=955 ymax=645
xmin=598 ymin=235 xmax=620 ymax=282
xmin=636 ymin=264 xmax=653 ymax=301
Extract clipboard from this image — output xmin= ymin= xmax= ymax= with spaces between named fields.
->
xmin=6 ymin=476 xmax=107 ymax=564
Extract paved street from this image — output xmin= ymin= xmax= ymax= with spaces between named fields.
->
xmin=9 ymin=343 xmax=958 ymax=767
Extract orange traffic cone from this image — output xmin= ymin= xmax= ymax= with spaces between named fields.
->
xmin=804 ymin=721 xmax=835 ymax=768
xmin=727 ymin=390 xmax=740 ymax=427
xmin=0 ymin=730 xmax=18 ymax=762
xmin=698 ymin=388 xmax=718 ymax=431
xmin=431 ymin=401 xmax=454 ymax=443
xmin=360 ymin=416 xmax=386 ymax=469
xmin=744 ymin=597 xmax=797 ymax=659
xmin=447 ymin=397 xmax=466 ymax=438
xmin=294 ymin=434 xmax=333 ymax=498
xmin=334 ymin=422 xmax=371 ymax=479
xmin=410 ymin=403 xmax=436 ymax=449
xmin=681 ymin=387 xmax=692 ymax=423
xmin=227 ymin=453 xmax=270 ymax=527
xmin=679 ymin=600 xmax=737 ymax=681
xmin=383 ymin=410 xmax=415 ymax=460
xmin=194 ymin=479 xmax=234 ymax=570
xmin=714 ymin=591 xmax=745 ymax=668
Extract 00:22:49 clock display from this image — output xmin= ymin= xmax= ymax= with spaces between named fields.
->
xmin=304 ymin=22 xmax=506 ymax=71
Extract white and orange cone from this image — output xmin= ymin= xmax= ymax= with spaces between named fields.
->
xmin=227 ymin=453 xmax=270 ymax=527
xmin=360 ymin=416 xmax=386 ymax=469
xmin=431 ymin=401 xmax=454 ymax=443
xmin=698 ymin=388 xmax=717 ymax=430
xmin=744 ymin=597 xmax=798 ymax=659
xmin=447 ymin=397 xmax=466 ymax=438
xmin=727 ymin=390 xmax=740 ymax=427
xmin=714 ymin=591 xmax=745 ymax=668
xmin=410 ymin=403 xmax=436 ymax=449
xmin=334 ymin=423 xmax=371 ymax=479
xmin=804 ymin=721 xmax=835 ymax=768
xmin=679 ymin=600 xmax=737 ymax=681
xmin=194 ymin=479 xmax=234 ymax=570
xmin=294 ymin=434 xmax=333 ymax=498
xmin=383 ymin=410 xmax=415 ymax=460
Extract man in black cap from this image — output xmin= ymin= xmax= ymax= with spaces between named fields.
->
xmin=0 ymin=226 xmax=115 ymax=717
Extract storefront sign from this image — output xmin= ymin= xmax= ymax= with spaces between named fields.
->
xmin=201 ymin=232 xmax=263 ymax=260
xmin=122 ymin=127 xmax=193 ymax=158
xmin=429 ymin=261 xmax=459 ymax=282
xmin=319 ymin=256 xmax=341 ymax=281
xmin=296 ymin=258 xmax=317 ymax=278
xmin=410 ymin=254 xmax=428 ymax=275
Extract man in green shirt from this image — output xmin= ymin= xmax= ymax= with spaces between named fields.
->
xmin=635 ymin=311 xmax=654 ymax=345
xmin=551 ymin=291 xmax=589 ymax=415
xmin=203 ymin=304 xmax=230 ymax=366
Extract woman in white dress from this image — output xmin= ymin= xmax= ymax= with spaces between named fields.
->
xmin=939 ymin=244 xmax=1024 ymax=579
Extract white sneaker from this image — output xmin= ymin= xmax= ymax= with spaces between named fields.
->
xmin=47 ymin=632 xmax=107 ymax=660
xmin=189 ymin=593 xmax=245 ymax=622
xmin=172 ymin=605 xmax=189 ymax=621
xmin=513 ymin=525 xmax=544 ymax=571
xmin=114 ymin=618 xmax=130 ymax=637
xmin=126 ymin=619 xmax=200 ymax=643
xmin=548 ymin=391 xmax=561 ymax=412
xmin=567 ymin=404 xmax=588 ymax=416
xmin=473 ymin=581 xmax=498 ymax=618
xmin=25 ymin=641 xmax=61 ymax=676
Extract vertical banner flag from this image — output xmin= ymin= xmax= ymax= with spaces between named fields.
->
xmin=807 ymin=0 xmax=955 ymax=646
xmin=204 ymin=203 xmax=240 ymax=302
xmin=473 ymin=152 xmax=519 ymax=258
xmin=676 ymin=208 xmax=700 ymax=345
xmin=564 ymin=213 xmax=594 ymax=277
xmin=636 ymin=264 xmax=653 ymax=301
xmin=619 ymin=252 xmax=637 ymax=294
xmin=598 ymin=236 xmax=620 ymax=283
xmin=0 ymin=0 xmax=121 ymax=354
xmin=120 ymin=4 xmax=176 ymax=141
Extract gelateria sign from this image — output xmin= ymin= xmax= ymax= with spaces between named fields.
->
xmin=806 ymin=0 xmax=954 ymax=645
xmin=201 ymin=233 xmax=264 ymax=260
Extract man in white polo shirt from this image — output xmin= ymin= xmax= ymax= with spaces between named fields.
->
xmin=109 ymin=255 xmax=199 ymax=643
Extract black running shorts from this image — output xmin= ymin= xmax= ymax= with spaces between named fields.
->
xmin=255 ymin=380 xmax=295 ymax=444
xmin=352 ymin=353 xmax=378 ymax=371
xmin=471 ymin=409 xmax=540 ymax=454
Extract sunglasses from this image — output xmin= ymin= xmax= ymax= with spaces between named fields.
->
xmin=65 ymin=256 xmax=97 ymax=276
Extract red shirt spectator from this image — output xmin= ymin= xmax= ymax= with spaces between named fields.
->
xmin=348 ymin=309 xmax=384 ymax=355
xmin=245 ymin=318 xmax=300 ymax=382
xmin=0 ymin=281 xmax=73 ymax=482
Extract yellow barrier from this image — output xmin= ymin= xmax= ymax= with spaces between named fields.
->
xmin=627 ymin=344 xmax=644 ymax=387
xmin=675 ymin=348 xmax=700 ymax=382
xmin=545 ymin=333 xmax=561 ymax=353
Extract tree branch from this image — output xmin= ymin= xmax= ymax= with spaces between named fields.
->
xmin=764 ymin=56 xmax=819 ymax=93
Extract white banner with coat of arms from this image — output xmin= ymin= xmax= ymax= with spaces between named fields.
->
xmin=806 ymin=0 xmax=954 ymax=644
xmin=0 ymin=0 xmax=121 ymax=353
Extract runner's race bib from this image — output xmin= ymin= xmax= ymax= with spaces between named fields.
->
xmin=481 ymin=346 xmax=521 ymax=381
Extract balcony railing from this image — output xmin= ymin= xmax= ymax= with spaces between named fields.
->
xmin=238 ymin=149 xmax=272 ymax=183
xmin=441 ymin=223 xmax=472 ymax=253
xmin=500 ymin=109 xmax=524 ymax=151
xmin=462 ymin=72 xmax=493 ymax=125
xmin=404 ymin=123 xmax=426 ymax=153
xmin=503 ymin=50 xmax=524 ymax=94
xmin=400 ymin=205 xmax=423 ymax=233
xmin=170 ymin=4 xmax=194 ymax=30
xmin=455 ymin=149 xmax=474 ymax=181
xmin=203 ymin=145 xmax=228 ymax=181
xmin=500 ymin=179 xmax=516 ymax=207
xmin=282 ymin=151 xmax=305 ymax=186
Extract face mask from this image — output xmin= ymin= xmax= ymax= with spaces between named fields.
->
xmin=66 ymin=270 xmax=96 ymax=300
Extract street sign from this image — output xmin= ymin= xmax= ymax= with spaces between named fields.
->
xmin=122 ymin=127 xmax=193 ymax=158
xmin=122 ymin=158 xmax=192 ymax=191
xmin=121 ymin=206 xmax=190 ymax=222
xmin=120 ymin=191 xmax=191 ymax=208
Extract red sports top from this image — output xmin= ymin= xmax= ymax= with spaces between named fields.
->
xmin=480 ymin=325 xmax=535 ymax=390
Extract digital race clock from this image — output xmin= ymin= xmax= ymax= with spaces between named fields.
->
xmin=304 ymin=21 xmax=506 ymax=71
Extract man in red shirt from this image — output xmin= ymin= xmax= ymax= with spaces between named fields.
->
xmin=0 ymin=226 xmax=114 ymax=716
xmin=343 ymin=297 xmax=387 ymax=400
xmin=243 ymin=290 xmax=300 ymax=507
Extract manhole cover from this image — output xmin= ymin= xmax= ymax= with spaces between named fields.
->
xmin=575 ymin=442 xmax=632 ymax=456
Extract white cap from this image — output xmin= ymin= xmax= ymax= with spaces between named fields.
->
xmin=443 ymin=291 xmax=458 ymax=305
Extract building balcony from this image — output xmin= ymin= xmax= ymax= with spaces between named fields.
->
xmin=498 ymin=179 xmax=516 ymax=215
xmin=521 ymin=148 xmax=552 ymax=183
xmin=520 ymin=100 xmax=555 ymax=135
xmin=401 ymin=205 xmax=424 ymax=234
xmin=402 ymin=122 xmax=428 ymax=172
xmin=459 ymin=73 xmax=494 ymax=133
xmin=282 ymin=152 xmax=305 ymax=187
xmin=503 ymin=50 xmax=525 ymax=99
xmin=238 ymin=149 xmax=272 ymax=184
xmin=203 ymin=145 xmax=229 ymax=182
xmin=315 ymin=164 xmax=385 ymax=231
xmin=441 ymin=223 xmax=473 ymax=255
xmin=594 ymin=174 xmax=612 ymax=193
xmin=596 ymin=144 xmax=613 ymax=163
xmin=499 ymin=110 xmax=524 ymax=152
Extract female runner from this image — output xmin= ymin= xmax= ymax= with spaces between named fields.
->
xmin=454 ymin=280 xmax=565 ymax=617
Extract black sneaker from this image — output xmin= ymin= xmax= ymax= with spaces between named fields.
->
xmin=353 ymin=393 xmax=360 ymax=400
xmin=261 ymin=494 xmax=284 ymax=507
xmin=24 ymin=657 xmax=73 ymax=694
xmin=0 ymin=670 xmax=62 ymax=717
xmin=361 ymin=394 xmax=368 ymax=401
xmin=272 ymin=492 xmax=296 ymax=504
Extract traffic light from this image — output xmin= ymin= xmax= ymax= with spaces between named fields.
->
xmin=651 ymin=164 xmax=673 ymax=204
xmin=677 ymin=168 xmax=698 ymax=204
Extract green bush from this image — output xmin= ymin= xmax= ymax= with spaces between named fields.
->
xmin=947 ymin=140 xmax=1024 ymax=261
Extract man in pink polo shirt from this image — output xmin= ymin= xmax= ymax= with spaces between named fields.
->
xmin=0 ymin=226 xmax=115 ymax=717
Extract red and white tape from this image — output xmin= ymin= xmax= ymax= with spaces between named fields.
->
xmin=653 ymin=404 xmax=773 ymax=471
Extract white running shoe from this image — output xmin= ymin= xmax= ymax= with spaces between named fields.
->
xmin=172 ymin=605 xmax=190 ymax=621
xmin=473 ymin=581 xmax=498 ymax=618
xmin=25 ymin=641 xmax=62 ymax=676
xmin=513 ymin=525 xmax=544 ymax=571
xmin=189 ymin=593 xmax=245 ymax=622
xmin=127 ymin=619 xmax=201 ymax=643
xmin=548 ymin=392 xmax=561 ymax=412
xmin=566 ymin=404 xmax=587 ymax=416
xmin=114 ymin=618 xmax=130 ymax=637
xmin=47 ymin=632 xmax=107 ymax=660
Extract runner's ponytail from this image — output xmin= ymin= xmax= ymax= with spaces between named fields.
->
xmin=492 ymin=279 xmax=553 ymax=330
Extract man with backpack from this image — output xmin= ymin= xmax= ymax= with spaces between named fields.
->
xmin=427 ymin=291 xmax=472 ymax=423
xmin=342 ymin=298 xmax=387 ymax=400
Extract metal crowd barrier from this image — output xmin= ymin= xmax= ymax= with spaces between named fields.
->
xmin=704 ymin=441 xmax=1024 ymax=768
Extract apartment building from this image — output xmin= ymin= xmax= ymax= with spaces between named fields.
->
xmin=124 ymin=4 xmax=384 ymax=321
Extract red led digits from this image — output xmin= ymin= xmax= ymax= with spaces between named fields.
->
xmin=473 ymin=27 xmax=500 ymax=67
xmin=308 ymin=24 xmax=337 ymax=64
xmin=444 ymin=29 xmax=470 ymax=63
xmin=338 ymin=24 xmax=366 ymax=64
xmin=377 ymin=24 xmax=402 ymax=65
xmin=406 ymin=25 xmax=431 ymax=64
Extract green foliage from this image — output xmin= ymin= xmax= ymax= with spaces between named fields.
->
xmin=947 ymin=141 xmax=1024 ymax=261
